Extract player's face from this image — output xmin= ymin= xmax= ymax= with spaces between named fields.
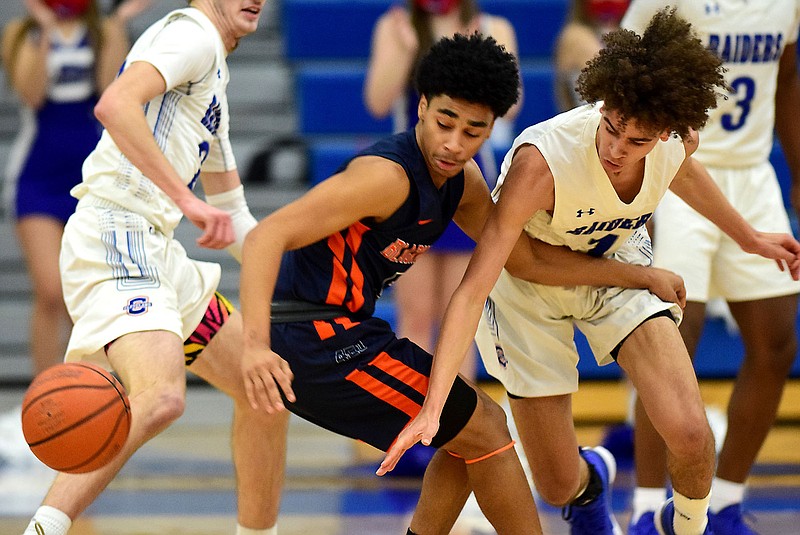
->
xmin=415 ymin=94 xmax=494 ymax=181
xmin=208 ymin=0 xmax=265 ymax=49
xmin=595 ymin=106 xmax=669 ymax=177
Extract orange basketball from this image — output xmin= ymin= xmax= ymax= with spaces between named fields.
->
xmin=21 ymin=362 xmax=131 ymax=473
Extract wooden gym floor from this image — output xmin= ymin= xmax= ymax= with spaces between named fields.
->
xmin=1 ymin=379 xmax=798 ymax=534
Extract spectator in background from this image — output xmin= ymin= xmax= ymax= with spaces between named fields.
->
xmin=363 ymin=0 xmax=522 ymax=477
xmin=553 ymin=0 xmax=628 ymax=111
xmin=623 ymin=1 xmax=800 ymax=533
xmin=0 ymin=0 xmax=151 ymax=468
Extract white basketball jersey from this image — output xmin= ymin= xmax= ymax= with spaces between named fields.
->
xmin=74 ymin=8 xmax=236 ymax=234
xmin=622 ymin=0 xmax=800 ymax=167
xmin=494 ymin=104 xmax=685 ymax=257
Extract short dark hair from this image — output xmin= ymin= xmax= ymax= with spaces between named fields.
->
xmin=577 ymin=7 xmax=727 ymax=138
xmin=414 ymin=33 xmax=520 ymax=119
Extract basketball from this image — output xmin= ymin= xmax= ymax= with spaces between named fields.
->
xmin=21 ymin=362 xmax=131 ymax=474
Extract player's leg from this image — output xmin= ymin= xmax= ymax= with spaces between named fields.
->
xmin=409 ymin=384 xmax=542 ymax=535
xmin=618 ymin=316 xmax=715 ymax=534
xmin=189 ymin=308 xmax=289 ymax=531
xmin=29 ymin=330 xmax=186 ymax=530
xmin=719 ymin=295 xmax=797 ymax=479
xmin=630 ymin=301 xmax=706 ymax=530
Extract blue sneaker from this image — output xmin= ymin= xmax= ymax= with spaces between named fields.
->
xmin=655 ymin=498 xmax=713 ymax=535
xmin=629 ymin=512 xmax=658 ymax=535
xmin=708 ymin=504 xmax=757 ymax=534
xmin=561 ymin=446 xmax=622 ymax=534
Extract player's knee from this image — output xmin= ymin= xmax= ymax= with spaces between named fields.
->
xmin=667 ymin=413 xmax=714 ymax=462
xmin=536 ymin=474 xmax=582 ymax=507
xmin=141 ymin=387 xmax=185 ymax=432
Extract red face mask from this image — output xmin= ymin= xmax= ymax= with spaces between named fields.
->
xmin=586 ymin=0 xmax=630 ymax=25
xmin=44 ymin=0 xmax=92 ymax=19
xmin=414 ymin=0 xmax=460 ymax=16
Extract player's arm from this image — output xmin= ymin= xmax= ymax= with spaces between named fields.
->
xmin=240 ymin=157 xmax=411 ymax=412
xmin=774 ymin=40 xmax=800 ymax=221
xmin=669 ymin=138 xmax=800 ymax=278
xmin=94 ymin=60 xmax=234 ymax=250
xmin=379 ymin=143 xmax=550 ymax=474
xmin=455 ymin=159 xmax=685 ymax=305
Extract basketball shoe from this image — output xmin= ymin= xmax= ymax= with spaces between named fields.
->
xmin=708 ymin=504 xmax=757 ymax=534
xmin=628 ymin=511 xmax=658 ymax=535
xmin=561 ymin=446 xmax=622 ymax=534
xmin=655 ymin=498 xmax=713 ymax=535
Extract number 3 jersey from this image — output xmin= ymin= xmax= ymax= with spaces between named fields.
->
xmin=73 ymin=7 xmax=236 ymax=235
xmin=494 ymin=103 xmax=685 ymax=259
xmin=622 ymin=0 xmax=800 ymax=168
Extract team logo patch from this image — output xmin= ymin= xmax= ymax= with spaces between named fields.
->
xmin=123 ymin=296 xmax=152 ymax=316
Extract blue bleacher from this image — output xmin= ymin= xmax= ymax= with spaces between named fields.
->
xmin=283 ymin=0 xmax=569 ymax=61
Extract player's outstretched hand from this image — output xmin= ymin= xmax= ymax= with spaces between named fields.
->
xmin=242 ymin=346 xmax=295 ymax=413
xmin=377 ymin=409 xmax=440 ymax=476
xmin=746 ymin=231 xmax=800 ymax=280
xmin=178 ymin=196 xmax=236 ymax=250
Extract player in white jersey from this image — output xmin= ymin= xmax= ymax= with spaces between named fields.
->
xmin=622 ymin=2 xmax=800 ymax=533
xmin=21 ymin=3 xmax=289 ymax=535
xmin=378 ymin=9 xmax=800 ymax=535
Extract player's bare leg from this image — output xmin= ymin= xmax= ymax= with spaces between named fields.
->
xmin=36 ymin=330 xmax=187 ymax=520
xmin=190 ymin=311 xmax=290 ymax=530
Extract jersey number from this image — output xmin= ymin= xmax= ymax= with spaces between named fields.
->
xmin=587 ymin=234 xmax=619 ymax=258
xmin=721 ymin=76 xmax=755 ymax=131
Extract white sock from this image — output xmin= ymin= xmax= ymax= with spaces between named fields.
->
xmin=672 ymin=489 xmax=710 ymax=535
xmin=631 ymin=486 xmax=667 ymax=523
xmin=24 ymin=506 xmax=71 ymax=535
xmin=709 ymin=477 xmax=746 ymax=513
xmin=236 ymin=524 xmax=277 ymax=535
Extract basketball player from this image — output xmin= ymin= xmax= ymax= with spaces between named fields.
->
xmin=381 ymin=9 xmax=800 ymax=535
xmin=622 ymin=1 xmax=800 ymax=534
xmin=21 ymin=2 xmax=286 ymax=535
xmin=239 ymin=32 xmax=685 ymax=535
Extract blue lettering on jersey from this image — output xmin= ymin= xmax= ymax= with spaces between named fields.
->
xmin=707 ymin=33 xmax=784 ymax=64
xmin=200 ymin=95 xmax=222 ymax=134
xmin=566 ymin=213 xmax=651 ymax=236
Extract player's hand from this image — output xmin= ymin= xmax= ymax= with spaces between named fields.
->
xmin=645 ymin=267 xmax=686 ymax=309
xmin=177 ymin=196 xmax=236 ymax=250
xmin=744 ymin=231 xmax=800 ymax=280
xmin=242 ymin=346 xmax=295 ymax=413
xmin=377 ymin=409 xmax=440 ymax=476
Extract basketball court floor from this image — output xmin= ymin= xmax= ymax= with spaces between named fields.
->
xmin=1 ymin=381 xmax=798 ymax=534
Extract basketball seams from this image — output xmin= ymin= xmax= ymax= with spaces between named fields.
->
xmin=27 ymin=396 xmax=121 ymax=447
xmin=21 ymin=362 xmax=132 ymax=473
xmin=56 ymin=403 xmax=130 ymax=473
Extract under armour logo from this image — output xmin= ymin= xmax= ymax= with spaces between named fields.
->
xmin=704 ymin=1 xmax=720 ymax=15
xmin=576 ymin=208 xmax=596 ymax=218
